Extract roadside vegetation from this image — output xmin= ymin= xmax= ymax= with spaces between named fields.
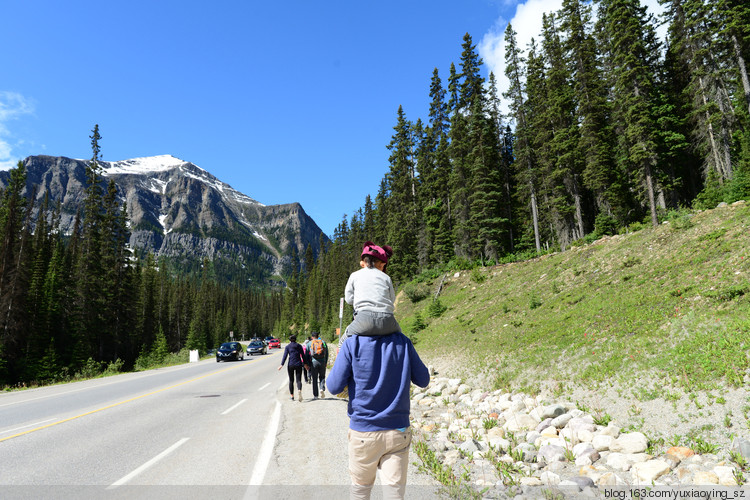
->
xmin=397 ymin=202 xmax=750 ymax=396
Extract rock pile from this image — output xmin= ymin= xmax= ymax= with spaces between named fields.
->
xmin=410 ymin=377 xmax=750 ymax=497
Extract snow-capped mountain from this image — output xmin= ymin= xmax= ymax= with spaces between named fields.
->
xmin=4 ymin=154 xmax=326 ymax=283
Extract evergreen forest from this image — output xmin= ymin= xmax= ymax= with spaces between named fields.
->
xmin=2 ymin=0 xmax=749 ymax=387
xmin=0 ymin=127 xmax=282 ymax=387
xmin=273 ymin=0 xmax=750 ymax=339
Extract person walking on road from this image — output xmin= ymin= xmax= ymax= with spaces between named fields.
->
xmin=327 ymin=331 xmax=430 ymax=500
xmin=308 ymin=332 xmax=329 ymax=399
xmin=278 ymin=334 xmax=308 ymax=402
xmin=302 ymin=336 xmax=312 ymax=384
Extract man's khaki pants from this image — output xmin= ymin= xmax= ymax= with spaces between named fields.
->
xmin=348 ymin=428 xmax=412 ymax=500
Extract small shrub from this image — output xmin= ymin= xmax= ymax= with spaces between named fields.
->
xmin=411 ymin=312 xmax=426 ymax=333
xmin=622 ymin=256 xmax=641 ymax=268
xmin=427 ymin=298 xmax=447 ymax=318
xmin=402 ymin=282 xmax=430 ymax=303
xmin=593 ymin=412 xmax=612 ymax=426
xmin=529 ymin=294 xmax=542 ymax=310
xmin=665 ymin=208 xmax=695 ymax=230
xmin=103 ymin=359 xmax=124 ymax=375
xmin=593 ymin=213 xmax=618 ymax=238
xmin=75 ymin=358 xmax=103 ymax=379
xmin=483 ymin=418 xmax=498 ymax=430
xmin=690 ymin=437 xmax=719 ymax=455
xmin=626 ymin=221 xmax=646 ymax=233
xmin=707 ymin=285 xmax=748 ymax=302
xmin=470 ymin=268 xmax=486 ymax=283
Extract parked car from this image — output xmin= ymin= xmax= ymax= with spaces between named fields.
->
xmin=268 ymin=338 xmax=281 ymax=349
xmin=246 ymin=340 xmax=267 ymax=356
xmin=216 ymin=342 xmax=244 ymax=362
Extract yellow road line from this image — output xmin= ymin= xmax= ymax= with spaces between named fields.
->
xmin=0 ymin=363 xmax=247 ymax=443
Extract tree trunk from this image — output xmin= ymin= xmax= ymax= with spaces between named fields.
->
xmin=732 ymin=33 xmax=750 ymax=119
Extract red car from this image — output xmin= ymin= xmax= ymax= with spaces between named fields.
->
xmin=268 ymin=338 xmax=281 ymax=349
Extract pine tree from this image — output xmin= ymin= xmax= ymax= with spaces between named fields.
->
xmin=384 ymin=106 xmax=419 ymax=280
xmin=504 ymin=24 xmax=542 ymax=252
xmin=596 ymin=0 xmax=664 ymax=226
xmin=540 ymin=12 xmax=587 ymax=248
xmin=561 ymin=0 xmax=632 ymax=225
xmin=0 ymin=161 xmax=32 ymax=383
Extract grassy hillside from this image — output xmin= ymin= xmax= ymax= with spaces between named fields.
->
xmin=398 ymin=201 xmax=750 ymax=397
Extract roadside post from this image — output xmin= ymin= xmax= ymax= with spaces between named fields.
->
xmin=339 ymin=297 xmax=344 ymax=337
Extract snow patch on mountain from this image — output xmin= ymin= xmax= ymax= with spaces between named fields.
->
xmin=101 ymin=155 xmax=186 ymax=174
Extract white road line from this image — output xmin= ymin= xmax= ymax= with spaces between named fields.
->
xmin=248 ymin=401 xmax=280 ymax=486
xmin=221 ymin=398 xmax=247 ymax=415
xmin=0 ymin=418 xmax=57 ymax=435
xmin=258 ymin=383 xmax=270 ymax=391
xmin=108 ymin=437 xmax=189 ymax=488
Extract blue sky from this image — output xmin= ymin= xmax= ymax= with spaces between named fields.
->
xmin=0 ymin=0 xmax=663 ymax=237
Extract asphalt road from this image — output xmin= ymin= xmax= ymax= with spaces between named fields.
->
xmin=0 ymin=346 xmax=440 ymax=499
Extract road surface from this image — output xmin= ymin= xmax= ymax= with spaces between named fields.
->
xmin=0 ymin=347 xmax=440 ymax=499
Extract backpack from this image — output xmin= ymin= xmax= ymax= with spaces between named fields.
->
xmin=310 ymin=338 xmax=325 ymax=359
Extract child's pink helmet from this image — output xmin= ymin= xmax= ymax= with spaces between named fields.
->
xmin=361 ymin=241 xmax=393 ymax=263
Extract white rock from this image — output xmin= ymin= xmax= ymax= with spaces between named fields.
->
xmin=592 ymin=434 xmax=614 ymax=451
xmin=713 ymin=466 xmax=738 ymax=486
xmin=503 ymin=413 xmax=538 ymax=432
xmin=551 ymin=413 xmax=573 ymax=428
xmin=600 ymin=424 xmax=621 ymax=438
xmin=444 ymin=450 xmax=460 ymax=466
xmin=597 ymin=472 xmax=626 ymax=486
xmin=610 ymin=432 xmax=648 ymax=454
xmin=541 ymin=426 xmax=559 ymax=438
xmin=606 ymin=453 xmax=633 ymax=471
xmin=520 ymin=477 xmax=542 ymax=486
xmin=529 ymin=408 xmax=544 ymax=422
xmin=577 ymin=429 xmax=595 ymax=443
xmin=539 ymin=445 xmax=566 ymax=464
xmin=559 ymin=427 xmax=577 ymax=445
xmin=692 ymin=471 xmax=719 ymax=484
xmin=540 ymin=471 xmax=561 ymax=485
xmin=631 ymin=459 xmax=671 ymax=484
xmin=488 ymin=437 xmax=511 ymax=450
xmin=573 ymin=443 xmax=595 ymax=458
xmin=486 ymin=427 xmax=505 ymax=438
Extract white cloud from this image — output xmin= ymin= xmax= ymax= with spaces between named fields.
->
xmin=0 ymin=91 xmax=34 ymax=171
xmin=479 ymin=0 xmax=667 ymax=117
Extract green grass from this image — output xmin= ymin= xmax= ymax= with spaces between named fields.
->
xmin=396 ymin=202 xmax=750 ymax=393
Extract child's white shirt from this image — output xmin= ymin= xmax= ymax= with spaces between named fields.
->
xmin=344 ymin=267 xmax=396 ymax=314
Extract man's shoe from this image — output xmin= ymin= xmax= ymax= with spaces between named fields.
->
xmin=298 ymin=392 xmax=303 ymax=402
xmin=321 ymin=391 xmax=325 ymax=398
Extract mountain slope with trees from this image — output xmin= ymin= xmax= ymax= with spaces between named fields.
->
xmin=273 ymin=0 xmax=750 ymax=339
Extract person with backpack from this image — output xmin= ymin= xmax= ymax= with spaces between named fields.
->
xmin=308 ymin=331 xmax=328 ymax=399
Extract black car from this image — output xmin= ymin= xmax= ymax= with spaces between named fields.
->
xmin=216 ymin=342 xmax=244 ymax=362
xmin=246 ymin=340 xmax=267 ymax=356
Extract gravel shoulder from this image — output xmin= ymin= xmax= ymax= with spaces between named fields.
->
xmin=262 ymin=379 xmax=441 ymax=498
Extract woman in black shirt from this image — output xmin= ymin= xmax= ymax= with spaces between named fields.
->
xmin=278 ymin=334 xmax=308 ymax=401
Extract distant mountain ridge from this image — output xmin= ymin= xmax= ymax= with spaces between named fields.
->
xmin=1 ymin=154 xmax=327 ymax=285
